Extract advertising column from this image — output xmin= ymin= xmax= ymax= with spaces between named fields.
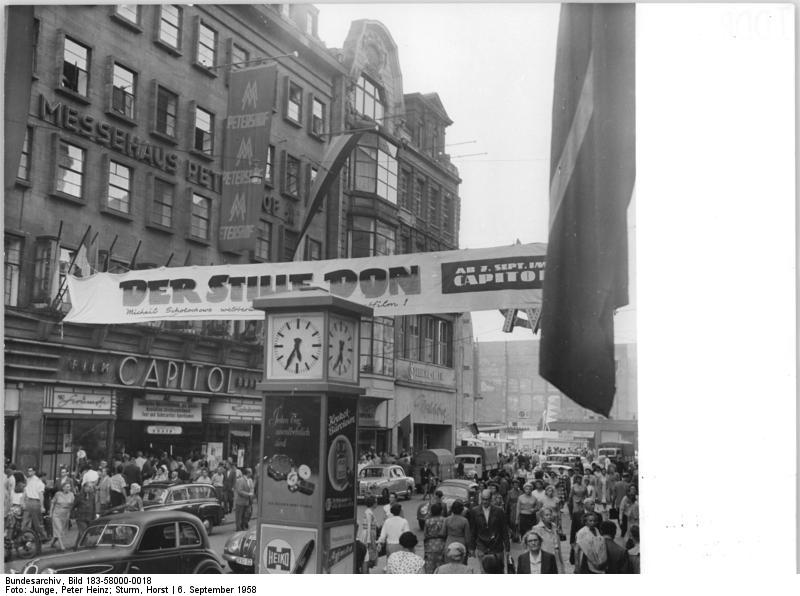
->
xmin=258 ymin=396 xmax=322 ymax=574
xmin=323 ymin=395 xmax=358 ymax=573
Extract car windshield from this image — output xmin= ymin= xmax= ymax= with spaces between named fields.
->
xmin=437 ymin=486 xmax=468 ymax=500
xmin=456 ymin=456 xmax=476 ymax=464
xmin=359 ymin=468 xmax=386 ymax=478
xmin=142 ymin=487 xmax=168 ymax=505
xmin=79 ymin=524 xmax=138 ymax=548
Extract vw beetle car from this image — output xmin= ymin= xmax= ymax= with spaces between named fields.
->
xmin=20 ymin=511 xmax=223 ymax=574
xmin=357 ymin=464 xmax=414 ymax=503
xmin=106 ymin=482 xmax=224 ymax=534
xmin=223 ymin=528 xmax=257 ymax=573
xmin=416 ymin=479 xmax=479 ymax=529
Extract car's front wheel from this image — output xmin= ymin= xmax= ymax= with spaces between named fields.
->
xmin=405 ymin=485 xmax=414 ymax=500
xmin=194 ymin=561 xmax=223 ymax=574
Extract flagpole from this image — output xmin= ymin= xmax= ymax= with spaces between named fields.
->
xmin=51 ymin=224 xmax=92 ymax=310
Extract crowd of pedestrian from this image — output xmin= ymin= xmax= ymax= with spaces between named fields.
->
xmin=357 ymin=447 xmax=641 ymax=574
xmin=4 ymin=449 xmax=256 ymax=552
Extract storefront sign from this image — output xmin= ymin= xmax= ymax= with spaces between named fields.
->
xmin=260 ymin=396 xmax=321 ymax=523
xmin=146 ymin=425 xmax=183 ymax=435
xmin=258 ymin=524 xmax=317 ymax=574
xmin=38 ymin=94 xmax=221 ymax=192
xmin=117 ymin=356 xmax=260 ymax=395
xmin=64 ymin=243 xmax=547 ymax=323
xmin=209 ymin=399 xmax=262 ymax=421
xmin=412 ymin=394 xmax=452 ymax=425
xmin=132 ymin=398 xmax=202 ymax=422
xmin=46 ymin=388 xmax=115 ymax=416
xmin=324 ymin=396 xmax=357 ymax=523
xmin=395 ymin=359 xmax=456 ymax=388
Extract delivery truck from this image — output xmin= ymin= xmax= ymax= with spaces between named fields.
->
xmin=454 ymin=445 xmax=500 ymax=481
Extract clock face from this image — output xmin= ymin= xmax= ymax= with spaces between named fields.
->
xmin=328 ymin=316 xmax=356 ymax=380
xmin=270 ymin=315 xmax=324 ymax=378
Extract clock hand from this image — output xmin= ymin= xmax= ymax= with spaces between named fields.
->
xmin=294 ymin=337 xmax=303 ymax=361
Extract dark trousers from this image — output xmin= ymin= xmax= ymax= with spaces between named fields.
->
xmin=23 ymin=500 xmax=46 ymax=539
xmin=235 ymin=504 xmax=251 ymax=531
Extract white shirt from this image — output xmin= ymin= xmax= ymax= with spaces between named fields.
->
xmin=528 ymin=551 xmax=542 ymax=574
xmin=24 ymin=475 xmax=45 ymax=500
xmin=378 ymin=515 xmax=410 ymax=545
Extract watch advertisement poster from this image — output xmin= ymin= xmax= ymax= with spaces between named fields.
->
xmin=261 ymin=395 xmax=321 ymax=523
xmin=258 ymin=524 xmax=318 ymax=574
xmin=324 ymin=524 xmax=356 ymax=573
xmin=324 ymin=395 xmax=357 ymax=523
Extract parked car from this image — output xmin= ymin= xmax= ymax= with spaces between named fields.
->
xmin=19 ymin=511 xmax=224 ymax=574
xmin=222 ymin=528 xmax=257 ymax=573
xmin=106 ymin=482 xmax=224 ymax=535
xmin=416 ymin=479 xmax=479 ymax=530
xmin=357 ymin=465 xmax=414 ymax=503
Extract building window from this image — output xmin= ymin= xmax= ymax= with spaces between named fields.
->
xmin=442 ymin=194 xmax=453 ymax=234
xmin=305 ymin=11 xmax=317 ymax=37
xmin=111 ymin=63 xmax=136 ymax=118
xmin=305 ymin=238 xmax=321 ymax=261
xmin=56 ymin=141 xmax=85 ymax=199
xmin=352 ymin=134 xmax=398 ymax=204
xmin=231 ymin=43 xmax=249 ymax=70
xmin=398 ymin=170 xmax=411 ymax=210
xmin=4 ymin=237 xmax=21 ymax=307
xmin=151 ymin=179 xmax=174 ymax=227
xmin=428 ymin=185 xmax=440 ymax=227
xmin=62 ymin=37 xmax=90 ymax=96
xmin=413 ymin=177 xmax=425 ymax=216
xmin=287 ymin=81 xmax=303 ymax=123
xmin=33 ymin=237 xmax=57 ymax=303
xmin=285 ymin=154 xmax=300 ymax=196
xmin=255 ymin=220 xmax=272 ymax=261
xmin=107 ymin=160 xmax=132 ymax=213
xmin=18 ymin=126 xmax=32 ymax=181
xmin=348 ymin=216 xmax=395 ymax=258
xmin=397 ymin=315 xmax=452 ymax=366
xmin=355 ymin=75 xmax=384 ymax=122
xmin=158 ymin=5 xmax=182 ymax=49
xmin=155 ymin=85 xmax=178 ymax=138
xmin=360 ymin=316 xmax=394 ymax=376
xmin=264 ymin=145 xmax=275 ymax=184
xmin=190 ymin=193 xmax=211 ymax=240
xmin=193 ymin=106 xmax=214 ymax=155
xmin=311 ymin=98 xmax=325 ymax=136
xmin=196 ymin=22 xmax=217 ymax=68
xmin=307 ymin=165 xmax=319 ymax=205
xmin=115 ymin=5 xmax=139 ymax=25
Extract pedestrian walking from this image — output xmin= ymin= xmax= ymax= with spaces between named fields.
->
xmin=574 ymin=511 xmax=607 ymax=574
xmin=378 ymin=503 xmax=410 ymax=560
xmin=516 ymin=483 xmax=538 ymax=537
xmin=385 ymin=531 xmax=424 ymax=574
xmin=22 ymin=466 xmax=47 ymax=541
xmin=433 ymin=542 xmax=472 ymax=574
xmin=72 ymin=483 xmax=97 ymax=542
xmin=469 ymin=489 xmax=509 ymax=563
xmin=533 ymin=506 xmax=565 ymax=573
xmin=619 ymin=485 xmax=638 ymax=538
xmin=234 ymin=468 xmax=254 ymax=531
xmin=444 ymin=500 xmax=471 ymax=551
xmin=627 ymin=525 xmax=640 ymax=573
xmin=109 ymin=465 xmax=127 ymax=507
xmin=124 ymin=483 xmax=144 ymax=512
xmin=516 ymin=530 xmax=559 ymax=574
xmin=49 ymin=482 xmax=74 ymax=552
xmin=359 ymin=496 xmax=379 ymax=570
xmin=599 ymin=520 xmax=630 ymax=573
xmin=422 ymin=502 xmax=448 ymax=574
xmin=96 ymin=467 xmax=112 ymax=514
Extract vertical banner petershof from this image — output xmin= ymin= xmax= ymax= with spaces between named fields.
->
xmin=219 ymin=63 xmax=277 ymax=252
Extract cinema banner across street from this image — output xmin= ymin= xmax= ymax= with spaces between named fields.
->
xmin=64 ymin=243 xmax=547 ymax=324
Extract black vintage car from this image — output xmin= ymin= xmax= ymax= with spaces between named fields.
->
xmin=107 ymin=482 xmax=225 ymax=535
xmin=20 ymin=511 xmax=224 ymax=574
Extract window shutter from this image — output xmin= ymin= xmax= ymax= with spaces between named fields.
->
xmin=192 ymin=15 xmax=200 ymax=63
xmin=54 ymin=30 xmax=66 ymax=88
xmin=188 ymin=100 xmax=198 ymax=149
xmin=104 ymin=56 xmax=114 ymax=113
xmin=224 ymin=37 xmax=233 ymax=87
xmin=281 ymin=75 xmax=289 ymax=118
xmin=149 ymin=79 xmax=158 ymax=132
xmin=48 ymin=132 xmax=60 ymax=195
xmin=99 ymin=153 xmax=110 ymax=211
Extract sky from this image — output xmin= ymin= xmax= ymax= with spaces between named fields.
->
xmin=316 ymin=3 xmax=571 ymax=342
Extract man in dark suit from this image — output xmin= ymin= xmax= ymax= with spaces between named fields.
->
xmin=599 ymin=521 xmax=631 ymax=573
xmin=516 ymin=530 xmax=558 ymax=574
xmin=469 ymin=489 xmax=510 ymax=561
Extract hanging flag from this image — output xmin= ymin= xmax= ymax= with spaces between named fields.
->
xmin=539 ymin=4 xmax=635 ymax=417
xmin=291 ymin=131 xmax=367 ymax=261
xmin=219 ymin=63 xmax=277 ymax=252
